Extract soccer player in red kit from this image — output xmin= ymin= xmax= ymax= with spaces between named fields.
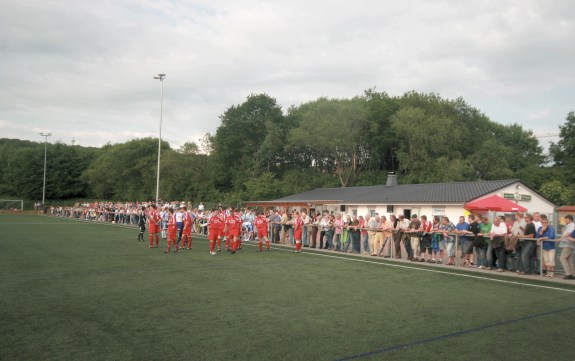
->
xmin=255 ymin=211 xmax=270 ymax=252
xmin=220 ymin=210 xmax=229 ymax=251
xmin=225 ymin=208 xmax=241 ymax=254
xmin=166 ymin=208 xmax=180 ymax=253
xmin=234 ymin=210 xmax=244 ymax=250
xmin=208 ymin=209 xmax=223 ymax=255
xmin=181 ymin=206 xmax=193 ymax=250
xmin=148 ymin=204 xmax=161 ymax=248
xmin=293 ymin=211 xmax=303 ymax=253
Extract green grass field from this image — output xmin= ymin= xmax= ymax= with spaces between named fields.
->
xmin=1 ymin=214 xmax=575 ymax=361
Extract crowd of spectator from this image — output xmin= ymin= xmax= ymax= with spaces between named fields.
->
xmin=46 ymin=202 xmax=575 ymax=279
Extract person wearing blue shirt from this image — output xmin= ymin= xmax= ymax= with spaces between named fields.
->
xmin=455 ymin=216 xmax=469 ymax=259
xmin=536 ymin=216 xmax=556 ymax=277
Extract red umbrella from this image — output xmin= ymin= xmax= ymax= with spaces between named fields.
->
xmin=464 ymin=194 xmax=527 ymax=212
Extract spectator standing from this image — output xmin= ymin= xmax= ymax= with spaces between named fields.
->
xmin=537 ymin=218 xmax=556 ymax=277
xmin=350 ymin=216 xmax=361 ymax=254
xmin=360 ymin=215 xmax=369 ymax=255
xmin=333 ymin=214 xmax=344 ymax=251
xmin=419 ymin=215 xmax=433 ymax=262
xmin=462 ymin=214 xmax=480 ymax=267
xmin=342 ymin=214 xmax=353 ymax=253
xmin=489 ymin=217 xmax=508 ymax=272
xmin=397 ymin=215 xmax=411 ymax=259
xmin=478 ymin=216 xmax=492 ymax=269
xmin=517 ymin=214 xmax=536 ymax=275
xmin=455 ymin=216 xmax=469 ymax=259
xmin=559 ymin=215 xmax=575 ymax=280
xmin=301 ymin=210 xmax=310 ymax=247
xmin=409 ymin=214 xmax=422 ymax=261
xmin=369 ymin=214 xmax=382 ymax=256
xmin=440 ymin=217 xmax=456 ymax=265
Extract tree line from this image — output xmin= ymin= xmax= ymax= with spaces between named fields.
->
xmin=1 ymin=89 xmax=573 ymax=206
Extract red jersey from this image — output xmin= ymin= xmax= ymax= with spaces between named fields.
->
xmin=208 ymin=215 xmax=223 ymax=231
xmin=149 ymin=209 xmax=161 ymax=225
xmin=422 ymin=220 xmax=432 ymax=233
xmin=183 ymin=211 xmax=192 ymax=227
xmin=255 ymin=215 xmax=268 ymax=231
xmin=293 ymin=216 xmax=303 ymax=231
xmin=225 ymin=215 xmax=240 ymax=231
xmin=167 ymin=213 xmax=177 ymax=239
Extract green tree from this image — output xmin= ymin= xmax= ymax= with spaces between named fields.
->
xmin=540 ymin=180 xmax=572 ymax=206
xmin=468 ymin=139 xmax=514 ymax=180
xmin=390 ymin=106 xmax=467 ymax=183
xmin=83 ymin=138 xmax=169 ymax=200
xmin=362 ymin=89 xmax=401 ymax=172
xmin=550 ymin=111 xmax=575 ymax=170
xmin=0 ymin=139 xmax=94 ymax=200
xmin=288 ymin=97 xmax=370 ymax=187
xmin=212 ymin=94 xmax=286 ymax=191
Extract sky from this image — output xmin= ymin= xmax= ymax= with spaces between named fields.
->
xmin=1 ymin=0 xmax=573 ymax=151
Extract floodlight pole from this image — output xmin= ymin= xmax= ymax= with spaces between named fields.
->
xmin=153 ymin=73 xmax=166 ymax=203
xmin=39 ymin=132 xmax=52 ymax=211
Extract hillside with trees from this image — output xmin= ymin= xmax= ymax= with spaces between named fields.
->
xmin=1 ymin=90 xmax=573 ymax=206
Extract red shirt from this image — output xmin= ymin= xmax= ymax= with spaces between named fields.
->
xmin=168 ymin=214 xmax=177 ymax=231
xmin=149 ymin=209 xmax=161 ymax=225
xmin=293 ymin=216 xmax=303 ymax=231
xmin=208 ymin=215 xmax=223 ymax=231
xmin=360 ymin=219 xmax=367 ymax=235
xmin=255 ymin=215 xmax=268 ymax=230
xmin=183 ymin=212 xmax=192 ymax=227
xmin=225 ymin=215 xmax=240 ymax=231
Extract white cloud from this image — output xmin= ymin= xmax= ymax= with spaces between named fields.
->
xmin=0 ymin=0 xmax=573 ymax=148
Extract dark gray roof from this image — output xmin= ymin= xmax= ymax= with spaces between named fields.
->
xmin=274 ymin=179 xmax=519 ymax=204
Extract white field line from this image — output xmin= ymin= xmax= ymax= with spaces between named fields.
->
xmin=12 ymin=217 xmax=575 ymax=294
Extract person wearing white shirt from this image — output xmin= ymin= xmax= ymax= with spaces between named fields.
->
xmin=301 ymin=211 xmax=310 ymax=247
xmin=489 ymin=217 xmax=509 ymax=272
xmin=559 ymin=215 xmax=575 ymax=279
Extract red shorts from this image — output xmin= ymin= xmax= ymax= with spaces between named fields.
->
xmin=168 ymin=229 xmax=177 ymax=240
xmin=183 ymin=225 xmax=191 ymax=236
xmin=149 ymin=223 xmax=159 ymax=234
xmin=229 ymin=229 xmax=240 ymax=238
xmin=294 ymin=229 xmax=302 ymax=240
xmin=209 ymin=229 xmax=221 ymax=242
xmin=257 ymin=229 xmax=267 ymax=238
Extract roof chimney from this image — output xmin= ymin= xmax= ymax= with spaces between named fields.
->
xmin=386 ymin=172 xmax=398 ymax=186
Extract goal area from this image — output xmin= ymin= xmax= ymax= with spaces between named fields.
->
xmin=0 ymin=199 xmax=24 ymax=212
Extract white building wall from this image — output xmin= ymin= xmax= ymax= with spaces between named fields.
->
xmin=324 ymin=181 xmax=555 ymax=223
xmin=481 ymin=182 xmax=555 ymax=215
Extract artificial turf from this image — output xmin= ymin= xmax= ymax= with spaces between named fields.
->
xmin=1 ymin=214 xmax=574 ymax=361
